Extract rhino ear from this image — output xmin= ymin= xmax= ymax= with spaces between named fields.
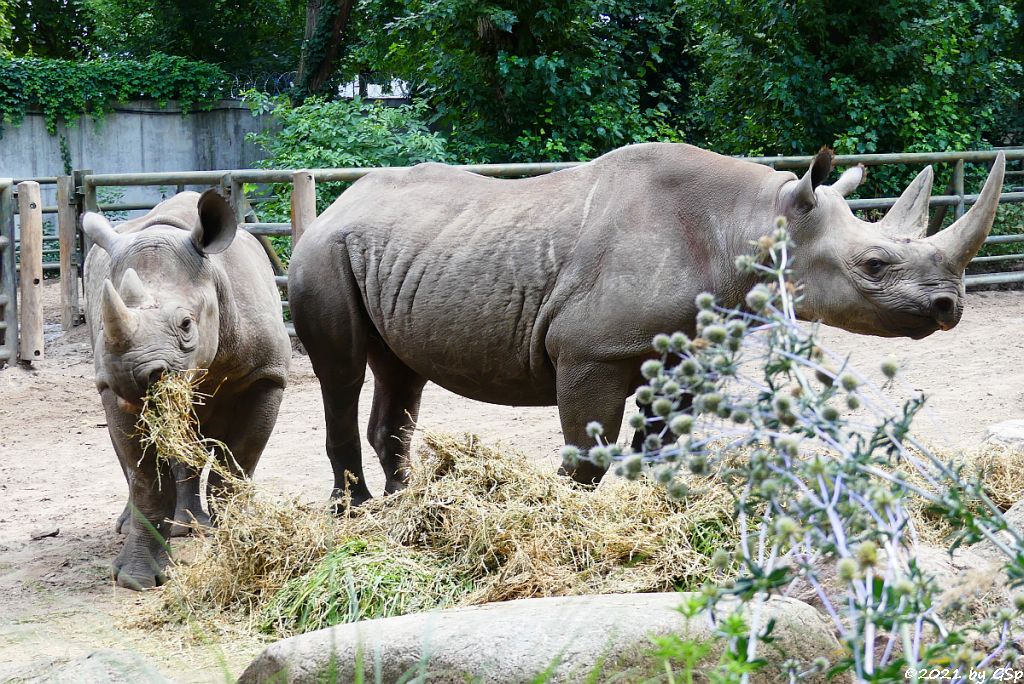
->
xmin=82 ymin=212 xmax=122 ymax=253
xmin=784 ymin=147 xmax=834 ymax=215
xmin=192 ymin=189 xmax=237 ymax=255
xmin=831 ymin=164 xmax=866 ymax=198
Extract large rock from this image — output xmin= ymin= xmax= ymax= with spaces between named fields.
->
xmin=240 ymin=592 xmax=840 ymax=683
xmin=985 ymin=420 xmax=1024 ymax=447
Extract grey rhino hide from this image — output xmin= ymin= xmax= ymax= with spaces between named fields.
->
xmin=83 ymin=190 xmax=290 ymax=590
xmin=288 ymin=142 xmax=1005 ymax=497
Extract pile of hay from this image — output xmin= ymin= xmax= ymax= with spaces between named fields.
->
xmin=153 ymin=433 xmax=736 ymax=637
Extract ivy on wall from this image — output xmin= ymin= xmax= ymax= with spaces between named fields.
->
xmin=0 ymin=52 xmax=230 ymax=135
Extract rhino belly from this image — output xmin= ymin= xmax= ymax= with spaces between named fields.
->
xmin=364 ymin=257 xmax=558 ymax=407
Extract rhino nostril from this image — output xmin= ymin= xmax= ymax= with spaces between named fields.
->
xmin=932 ymin=295 xmax=955 ymax=318
xmin=137 ymin=363 xmax=168 ymax=391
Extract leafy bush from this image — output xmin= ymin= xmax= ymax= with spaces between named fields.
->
xmin=568 ymin=223 xmax=1024 ymax=678
xmin=245 ymin=92 xmax=448 ymax=263
xmin=0 ymin=53 xmax=230 ymax=134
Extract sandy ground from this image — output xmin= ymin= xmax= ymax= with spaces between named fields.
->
xmin=1 ymin=280 xmax=1023 ymax=682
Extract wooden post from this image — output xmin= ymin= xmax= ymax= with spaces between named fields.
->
xmin=17 ymin=181 xmax=44 ymax=362
xmin=290 ymin=169 xmax=316 ymax=247
xmin=0 ymin=180 xmax=17 ymax=366
xmin=56 ymin=176 xmax=80 ymax=329
xmin=74 ymin=169 xmax=95 ymax=261
xmin=953 ymin=159 xmax=965 ymax=221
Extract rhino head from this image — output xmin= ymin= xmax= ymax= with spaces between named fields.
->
xmin=84 ymin=190 xmax=237 ymax=409
xmin=779 ymin=150 xmax=1005 ymax=339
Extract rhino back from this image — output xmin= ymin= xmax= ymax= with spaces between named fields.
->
xmin=294 ymin=143 xmax=781 ymax=402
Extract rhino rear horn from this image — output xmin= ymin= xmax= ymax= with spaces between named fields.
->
xmin=101 ymin=279 xmax=139 ymax=351
xmin=83 ymin=212 xmax=122 ymax=253
xmin=119 ymin=268 xmax=152 ymax=308
xmin=928 ymin=153 xmax=1005 ymax=271
xmin=880 ymin=166 xmax=934 ymax=239
xmin=192 ymin=189 xmax=237 ymax=255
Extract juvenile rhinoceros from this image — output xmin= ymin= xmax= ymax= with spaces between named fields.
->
xmin=83 ymin=190 xmax=290 ymax=589
xmin=288 ymin=143 xmax=1005 ymax=498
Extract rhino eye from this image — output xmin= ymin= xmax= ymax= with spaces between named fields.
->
xmin=180 ymin=317 xmax=193 ymax=333
xmin=863 ymin=258 xmax=887 ymax=277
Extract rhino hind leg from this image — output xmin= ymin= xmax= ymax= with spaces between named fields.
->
xmin=555 ymin=359 xmax=636 ymax=486
xmin=366 ymin=339 xmax=427 ymax=495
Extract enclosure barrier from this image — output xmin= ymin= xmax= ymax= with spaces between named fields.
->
xmin=1 ymin=148 xmax=1022 ymax=360
xmin=0 ymin=180 xmax=16 ymax=365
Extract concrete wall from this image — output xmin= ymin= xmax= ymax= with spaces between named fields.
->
xmin=2 ymin=100 xmax=274 ymax=209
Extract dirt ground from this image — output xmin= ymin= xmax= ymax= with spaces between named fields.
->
xmin=1 ymin=280 xmax=1023 ymax=682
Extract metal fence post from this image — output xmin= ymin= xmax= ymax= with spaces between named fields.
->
xmin=56 ymin=175 xmax=80 ymax=329
xmin=290 ymin=169 xmax=316 ymax=247
xmin=953 ymin=159 xmax=965 ymax=221
xmin=17 ymin=181 xmax=44 ymax=362
xmin=0 ymin=179 xmax=17 ymax=366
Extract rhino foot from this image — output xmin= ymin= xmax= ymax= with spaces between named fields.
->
xmin=169 ymin=506 xmax=212 ymax=537
xmin=115 ymin=503 xmax=131 ymax=535
xmin=112 ymin=535 xmax=169 ymax=590
xmin=330 ymin=488 xmax=372 ymax=516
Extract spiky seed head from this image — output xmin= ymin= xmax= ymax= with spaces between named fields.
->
xmin=774 ymin=215 xmax=788 ymax=229
xmin=668 ymin=480 xmax=690 ymax=500
xmin=623 ymin=454 xmax=643 ymax=478
xmin=847 ymin=395 xmax=861 ymax=410
xmin=586 ymin=421 xmax=604 ymax=439
xmin=688 ymin=454 xmax=708 ymax=475
xmin=652 ymin=333 xmax=671 ymax=353
xmin=662 ymin=381 xmax=680 ymax=396
xmin=641 ymin=359 xmax=663 ymax=379
xmin=735 ymin=254 xmax=756 ymax=273
xmin=855 ymin=541 xmax=879 ymax=568
xmin=628 ymin=412 xmax=646 ymax=430
xmin=840 ymin=373 xmax=858 ymax=391
xmin=699 ymin=392 xmax=722 ymax=413
xmin=560 ymin=445 xmax=581 ymax=465
xmin=695 ymin=292 xmax=715 ymax=310
xmin=732 ymin=408 xmax=749 ymax=424
xmin=652 ymin=398 xmax=673 ymax=418
xmin=644 ymin=434 xmax=663 ymax=451
xmin=1013 ymin=593 xmax=1024 ymax=612
xmin=893 ymin=578 xmax=915 ymax=596
xmin=670 ymin=414 xmax=694 ymax=435
xmin=655 ymin=466 xmax=674 ymax=484
xmin=697 ymin=309 xmax=717 ymax=327
xmin=745 ymin=285 xmax=771 ymax=312
xmin=636 ymin=386 xmax=654 ymax=405
xmin=881 ymin=356 xmax=899 ymax=379
xmin=703 ymin=325 xmax=727 ymax=344
xmin=837 ymin=557 xmax=858 ymax=582
xmin=669 ymin=332 xmax=690 ymax=353
xmin=774 ymin=516 xmax=800 ymax=538
xmin=821 ymin=405 xmax=839 ymax=422
xmin=716 ymin=404 xmax=732 ymax=419
xmin=679 ymin=359 xmax=698 ymax=377
xmin=774 ymin=395 xmax=792 ymax=413
xmin=760 ymin=479 xmax=780 ymax=497
xmin=590 ymin=446 xmax=612 ymax=468
xmin=727 ymin=321 xmax=747 ymax=338
xmin=711 ymin=548 xmax=730 ymax=571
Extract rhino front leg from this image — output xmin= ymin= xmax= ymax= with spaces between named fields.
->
xmin=202 ymin=379 xmax=285 ymax=518
xmin=555 ymin=359 xmax=635 ymax=486
xmin=101 ymin=388 xmax=175 ymax=590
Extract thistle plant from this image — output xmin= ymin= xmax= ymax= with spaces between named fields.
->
xmin=566 ymin=219 xmax=1024 ymax=682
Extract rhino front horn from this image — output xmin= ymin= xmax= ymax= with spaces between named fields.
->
xmin=101 ymin=279 xmax=139 ymax=351
xmin=928 ymin=153 xmax=1006 ymax=272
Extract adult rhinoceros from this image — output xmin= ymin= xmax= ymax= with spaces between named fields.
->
xmin=83 ymin=190 xmax=290 ymax=589
xmin=288 ymin=143 xmax=1005 ymax=500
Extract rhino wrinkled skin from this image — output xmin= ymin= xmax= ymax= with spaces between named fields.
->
xmin=83 ymin=190 xmax=290 ymax=589
xmin=289 ymin=142 xmax=1005 ymax=499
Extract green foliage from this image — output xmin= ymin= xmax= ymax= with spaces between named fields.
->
xmin=8 ymin=0 xmax=95 ymax=58
xmin=246 ymin=92 xmax=448 ymax=254
xmin=258 ymin=538 xmax=468 ymax=636
xmin=349 ymin=0 xmax=689 ymax=162
xmin=0 ymin=53 xmax=230 ymax=135
xmin=683 ymin=0 xmax=1021 ymax=157
xmin=82 ymin=0 xmax=305 ymax=73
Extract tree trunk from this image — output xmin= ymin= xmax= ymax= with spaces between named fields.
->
xmin=296 ymin=0 xmax=355 ymax=97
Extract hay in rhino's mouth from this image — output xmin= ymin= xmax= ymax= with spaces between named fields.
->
xmin=135 ymin=369 xmax=238 ymax=489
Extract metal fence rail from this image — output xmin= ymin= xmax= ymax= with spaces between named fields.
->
xmin=2 ymin=148 xmax=1022 ymax=358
